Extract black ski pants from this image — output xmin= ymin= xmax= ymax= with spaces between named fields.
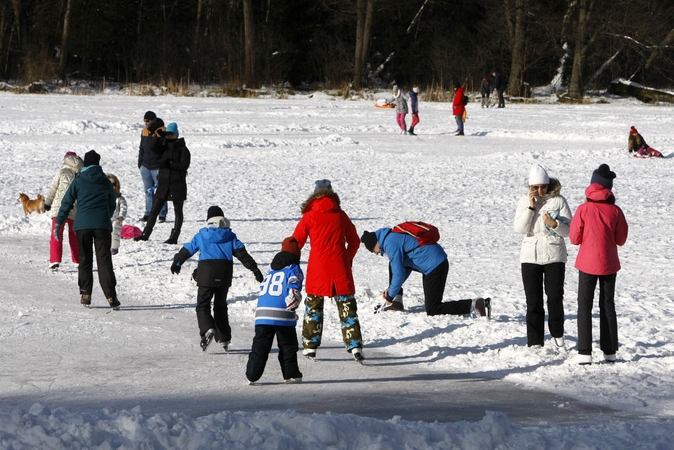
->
xmin=389 ymin=259 xmax=472 ymax=316
xmin=246 ymin=325 xmax=302 ymax=383
xmin=577 ymin=271 xmax=618 ymax=356
xmin=145 ymin=198 xmax=184 ymax=239
xmin=196 ymin=284 xmax=230 ymax=343
xmin=77 ymin=229 xmax=117 ymax=299
xmin=521 ymin=262 xmax=565 ymax=346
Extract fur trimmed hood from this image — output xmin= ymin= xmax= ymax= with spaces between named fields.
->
xmin=300 ymin=188 xmax=341 ymax=214
xmin=546 ymin=177 xmax=562 ymax=197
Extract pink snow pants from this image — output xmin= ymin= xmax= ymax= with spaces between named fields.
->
xmin=396 ymin=113 xmax=407 ymax=131
xmin=50 ymin=218 xmax=79 ymax=264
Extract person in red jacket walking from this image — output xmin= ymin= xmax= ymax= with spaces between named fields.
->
xmin=292 ymin=179 xmax=364 ymax=363
xmin=452 ymin=81 xmax=466 ymax=136
xmin=569 ymin=164 xmax=629 ymax=365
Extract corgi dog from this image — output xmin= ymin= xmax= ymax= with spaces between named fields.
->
xmin=18 ymin=193 xmax=44 ymax=216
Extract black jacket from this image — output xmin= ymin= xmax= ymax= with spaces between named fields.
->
xmin=138 ymin=118 xmax=166 ymax=170
xmin=151 ymin=137 xmax=191 ymax=201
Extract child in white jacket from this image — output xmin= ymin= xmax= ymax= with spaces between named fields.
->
xmin=107 ymin=174 xmax=128 ymax=255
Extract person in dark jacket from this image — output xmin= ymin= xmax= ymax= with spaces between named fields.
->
xmin=480 ymin=76 xmax=492 ymax=108
xmin=492 ymin=71 xmax=507 ymax=108
xmin=360 ymin=228 xmax=490 ymax=317
xmin=135 ymin=122 xmax=190 ymax=244
xmin=138 ymin=111 xmax=168 ymax=222
xmin=246 ymin=237 xmax=304 ymax=385
xmin=171 ymin=206 xmax=264 ymax=351
xmin=55 ymin=150 xmax=120 ymax=309
xmin=408 ymin=86 xmax=420 ymax=135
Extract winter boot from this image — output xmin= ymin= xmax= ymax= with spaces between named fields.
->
xmin=107 ymin=297 xmax=121 ymax=310
xmin=81 ymin=294 xmax=91 ymax=307
xmin=164 ymin=228 xmax=180 ymax=245
xmin=408 ymin=126 xmax=416 ymax=136
xmin=134 ymin=227 xmax=152 ymax=241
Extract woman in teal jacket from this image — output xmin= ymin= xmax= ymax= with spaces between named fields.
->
xmin=55 ymin=150 xmax=119 ymax=309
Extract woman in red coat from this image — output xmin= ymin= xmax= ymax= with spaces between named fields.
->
xmin=292 ymin=180 xmax=364 ymax=363
xmin=569 ymin=164 xmax=629 ymax=365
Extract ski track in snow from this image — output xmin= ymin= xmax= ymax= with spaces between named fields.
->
xmin=1 ymin=92 xmax=674 ymax=448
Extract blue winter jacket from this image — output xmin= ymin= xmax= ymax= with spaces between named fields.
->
xmin=409 ymin=91 xmax=419 ymax=114
xmin=178 ymin=226 xmax=257 ymax=288
xmin=56 ymin=165 xmax=116 ymax=231
xmin=374 ymin=227 xmax=448 ymax=298
xmin=255 ymin=263 xmax=304 ymax=327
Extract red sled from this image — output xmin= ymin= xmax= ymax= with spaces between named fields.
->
xmin=392 ymin=221 xmax=440 ymax=246
xmin=634 ymin=146 xmax=663 ymax=158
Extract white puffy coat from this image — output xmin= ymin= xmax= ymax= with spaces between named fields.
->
xmin=513 ymin=182 xmax=573 ymax=264
xmin=45 ymin=155 xmax=83 ymax=219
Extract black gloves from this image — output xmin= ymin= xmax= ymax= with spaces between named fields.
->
xmin=192 ymin=269 xmax=198 ymax=282
xmin=170 ymin=261 xmax=181 ymax=274
xmin=53 ymin=223 xmax=61 ymax=242
xmin=253 ymin=268 xmax=264 ymax=283
xmin=44 ymin=204 xmax=51 ymax=212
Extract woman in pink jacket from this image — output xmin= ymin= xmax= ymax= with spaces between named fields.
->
xmin=569 ymin=164 xmax=629 ymax=365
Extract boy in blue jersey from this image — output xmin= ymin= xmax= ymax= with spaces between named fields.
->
xmin=171 ymin=206 xmax=264 ymax=351
xmin=246 ymin=237 xmax=304 ymax=384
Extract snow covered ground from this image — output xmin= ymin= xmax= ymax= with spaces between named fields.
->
xmin=1 ymin=91 xmax=674 ymax=448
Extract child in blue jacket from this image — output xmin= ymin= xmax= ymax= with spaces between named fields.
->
xmin=246 ymin=237 xmax=304 ymax=384
xmin=171 ymin=206 xmax=264 ymax=351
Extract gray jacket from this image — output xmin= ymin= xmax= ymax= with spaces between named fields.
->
xmin=45 ymin=155 xmax=83 ymax=219
xmin=387 ymin=91 xmax=410 ymax=114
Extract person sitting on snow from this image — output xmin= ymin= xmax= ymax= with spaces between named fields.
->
xmin=628 ymin=126 xmax=663 ymax=158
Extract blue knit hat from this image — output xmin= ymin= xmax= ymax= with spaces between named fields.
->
xmin=590 ymin=164 xmax=616 ymax=190
xmin=165 ymin=122 xmax=179 ymax=137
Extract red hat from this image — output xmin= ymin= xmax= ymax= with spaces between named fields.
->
xmin=281 ymin=237 xmax=301 ymax=259
xmin=629 ymin=126 xmax=638 ymax=135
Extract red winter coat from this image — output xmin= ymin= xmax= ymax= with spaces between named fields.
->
xmin=452 ymin=87 xmax=466 ymax=117
xmin=293 ymin=190 xmax=359 ymax=296
xmin=569 ymin=183 xmax=629 ymax=276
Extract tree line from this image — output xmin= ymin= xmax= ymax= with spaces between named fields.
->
xmin=2 ymin=0 xmax=674 ymax=98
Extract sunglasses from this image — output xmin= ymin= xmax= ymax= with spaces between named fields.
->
xmin=530 ymin=185 xmax=548 ymax=190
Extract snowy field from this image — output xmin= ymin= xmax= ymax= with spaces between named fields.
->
xmin=1 ymin=91 xmax=674 ymax=448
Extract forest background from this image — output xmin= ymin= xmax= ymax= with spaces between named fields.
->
xmin=2 ymin=0 xmax=674 ymax=99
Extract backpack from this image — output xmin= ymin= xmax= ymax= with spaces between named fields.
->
xmin=391 ymin=221 xmax=440 ymax=246
xmin=462 ymin=95 xmax=469 ymax=106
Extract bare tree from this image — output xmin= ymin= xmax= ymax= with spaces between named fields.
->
xmin=353 ymin=0 xmax=374 ymax=89
xmin=567 ymin=0 xmax=596 ymax=99
xmin=243 ymin=0 xmax=255 ymax=86
xmin=504 ymin=0 xmax=527 ymax=97
xmin=59 ymin=0 xmax=74 ymax=85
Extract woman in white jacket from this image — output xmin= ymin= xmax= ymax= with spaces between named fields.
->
xmin=45 ymin=152 xmax=83 ymax=270
xmin=513 ymin=164 xmax=573 ymax=348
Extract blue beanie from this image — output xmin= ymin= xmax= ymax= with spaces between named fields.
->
xmin=590 ymin=164 xmax=616 ymax=190
xmin=165 ymin=122 xmax=179 ymax=137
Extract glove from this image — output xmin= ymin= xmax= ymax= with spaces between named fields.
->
xmin=253 ymin=268 xmax=264 ymax=283
xmin=192 ymin=268 xmax=198 ymax=282
xmin=170 ymin=261 xmax=181 ymax=274
xmin=285 ymin=289 xmax=302 ymax=311
xmin=44 ymin=204 xmax=51 ymax=212
xmin=53 ymin=223 xmax=61 ymax=242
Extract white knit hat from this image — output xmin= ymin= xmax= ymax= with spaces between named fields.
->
xmin=529 ymin=164 xmax=550 ymax=185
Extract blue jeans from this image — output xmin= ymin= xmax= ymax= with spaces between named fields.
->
xmin=455 ymin=115 xmax=464 ymax=134
xmin=140 ymin=166 xmax=167 ymax=217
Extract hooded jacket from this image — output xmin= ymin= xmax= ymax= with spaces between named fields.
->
xmin=569 ymin=183 xmax=629 ymax=275
xmin=174 ymin=224 xmax=260 ymax=288
xmin=386 ymin=91 xmax=410 ymax=114
xmin=46 ymin=154 xmax=83 ymax=219
xmin=56 ymin=165 xmax=116 ymax=231
xmin=292 ymin=189 xmax=359 ymax=296
xmin=513 ymin=178 xmax=573 ymax=264
xmin=151 ymin=136 xmax=191 ymax=201
xmin=409 ymin=91 xmax=419 ymax=114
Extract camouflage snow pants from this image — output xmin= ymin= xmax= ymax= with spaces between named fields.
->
xmin=302 ymin=294 xmax=363 ymax=352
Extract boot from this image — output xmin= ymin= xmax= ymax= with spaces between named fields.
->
xmin=408 ymin=126 xmax=416 ymax=136
xmin=134 ymin=227 xmax=152 ymax=241
xmin=164 ymin=228 xmax=180 ymax=245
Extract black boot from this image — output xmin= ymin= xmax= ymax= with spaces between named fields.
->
xmin=134 ymin=227 xmax=152 ymax=241
xmin=164 ymin=228 xmax=180 ymax=245
xmin=408 ymin=126 xmax=416 ymax=136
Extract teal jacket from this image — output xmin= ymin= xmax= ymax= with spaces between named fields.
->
xmin=56 ymin=165 xmax=116 ymax=231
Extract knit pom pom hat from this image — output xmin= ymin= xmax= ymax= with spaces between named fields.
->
xmin=590 ymin=164 xmax=616 ymax=190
